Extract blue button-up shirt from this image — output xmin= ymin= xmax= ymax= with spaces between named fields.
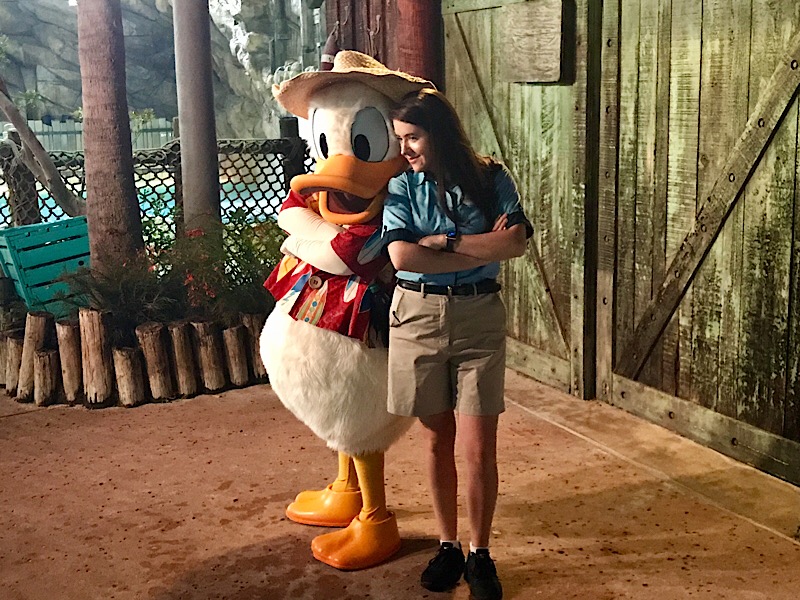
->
xmin=382 ymin=166 xmax=532 ymax=285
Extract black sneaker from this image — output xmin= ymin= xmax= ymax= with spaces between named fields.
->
xmin=420 ymin=542 xmax=465 ymax=592
xmin=464 ymin=550 xmax=503 ymax=600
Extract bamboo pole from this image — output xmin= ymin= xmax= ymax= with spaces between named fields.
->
xmin=168 ymin=321 xmax=198 ymax=397
xmin=191 ymin=320 xmax=226 ymax=391
xmin=113 ymin=347 xmax=146 ymax=408
xmin=33 ymin=349 xmax=60 ymax=407
xmin=135 ymin=322 xmax=175 ymax=401
xmin=222 ymin=324 xmax=249 ymax=387
xmin=79 ymin=307 xmax=114 ymax=406
xmin=56 ymin=320 xmax=83 ymax=404
xmin=17 ymin=311 xmax=54 ymax=403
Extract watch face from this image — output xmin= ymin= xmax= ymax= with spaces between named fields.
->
xmin=446 ymin=231 xmax=457 ymax=239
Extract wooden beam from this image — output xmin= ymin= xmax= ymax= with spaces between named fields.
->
xmin=442 ymin=0 xmax=529 ymax=14
xmin=445 ymin=12 xmax=504 ymax=159
xmin=617 ymin=31 xmax=800 ymax=379
xmin=500 ymin=0 xmax=562 ymax=83
xmin=595 ymin=0 xmax=620 ymax=401
xmin=611 ymin=374 xmax=800 ymax=487
xmin=506 ymin=337 xmax=571 ymax=393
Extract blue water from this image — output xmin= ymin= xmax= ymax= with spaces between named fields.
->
xmin=1 ymin=180 xmax=283 ymax=226
xmin=138 ymin=181 xmax=281 ymax=219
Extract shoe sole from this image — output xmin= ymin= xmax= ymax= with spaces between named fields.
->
xmin=421 ymin=580 xmax=462 ymax=592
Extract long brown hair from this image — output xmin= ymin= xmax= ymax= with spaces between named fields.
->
xmin=390 ymin=88 xmax=497 ymax=229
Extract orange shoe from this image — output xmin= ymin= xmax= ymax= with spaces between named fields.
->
xmin=285 ymin=484 xmax=363 ymax=527
xmin=311 ymin=512 xmax=401 ymax=570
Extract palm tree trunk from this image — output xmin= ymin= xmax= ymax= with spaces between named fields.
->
xmin=77 ymin=0 xmax=144 ymax=273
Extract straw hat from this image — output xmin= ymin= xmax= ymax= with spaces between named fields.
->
xmin=273 ymin=50 xmax=434 ymax=119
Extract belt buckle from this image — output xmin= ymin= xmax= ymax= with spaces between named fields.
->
xmin=447 ymin=285 xmax=453 ymax=297
xmin=420 ymin=282 xmax=427 ymax=298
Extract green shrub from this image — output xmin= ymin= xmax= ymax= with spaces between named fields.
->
xmin=59 ymin=214 xmax=285 ymax=342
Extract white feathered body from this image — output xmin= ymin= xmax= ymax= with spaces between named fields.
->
xmin=260 ymin=309 xmax=411 ymax=456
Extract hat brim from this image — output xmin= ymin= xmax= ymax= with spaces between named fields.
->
xmin=274 ymin=70 xmax=434 ymax=119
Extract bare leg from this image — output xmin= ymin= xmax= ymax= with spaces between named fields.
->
xmin=419 ymin=411 xmax=458 ymax=541
xmin=457 ymin=413 xmax=499 ymax=548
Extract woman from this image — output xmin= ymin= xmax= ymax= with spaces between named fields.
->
xmin=382 ymin=89 xmax=532 ymax=600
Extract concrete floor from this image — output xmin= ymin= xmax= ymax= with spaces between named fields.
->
xmin=1 ymin=370 xmax=799 ymax=600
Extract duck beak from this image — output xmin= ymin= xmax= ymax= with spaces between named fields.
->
xmin=290 ymin=155 xmax=407 ymax=225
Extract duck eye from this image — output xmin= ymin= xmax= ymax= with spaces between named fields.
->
xmin=310 ymin=108 xmax=329 ymax=159
xmin=353 ymin=134 xmax=370 ymax=161
xmin=351 ymin=107 xmax=389 ymax=162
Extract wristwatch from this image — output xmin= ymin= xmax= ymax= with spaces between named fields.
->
xmin=445 ymin=230 xmax=458 ymax=252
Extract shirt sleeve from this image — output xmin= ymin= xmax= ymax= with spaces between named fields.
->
xmin=279 ymin=189 xmax=310 ymax=211
xmin=330 ymin=225 xmax=388 ymax=281
xmin=494 ymin=166 xmax=533 ymax=239
xmin=382 ymin=174 xmax=418 ymax=245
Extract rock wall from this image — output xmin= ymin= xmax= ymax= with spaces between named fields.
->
xmin=0 ymin=0 xmax=322 ymax=139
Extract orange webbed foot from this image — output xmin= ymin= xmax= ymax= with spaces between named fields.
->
xmin=311 ymin=512 xmax=401 ymax=570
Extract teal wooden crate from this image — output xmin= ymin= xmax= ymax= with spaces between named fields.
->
xmin=0 ymin=217 xmax=90 ymax=317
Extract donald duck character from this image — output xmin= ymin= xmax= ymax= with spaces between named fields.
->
xmin=261 ymin=51 xmax=431 ymax=570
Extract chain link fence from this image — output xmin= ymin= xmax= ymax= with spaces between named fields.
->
xmin=0 ymin=137 xmax=312 ymax=235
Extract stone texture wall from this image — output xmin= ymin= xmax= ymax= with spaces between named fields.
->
xmin=0 ymin=0 xmax=320 ymax=139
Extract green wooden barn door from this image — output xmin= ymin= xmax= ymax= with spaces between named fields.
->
xmin=597 ymin=0 xmax=800 ymax=484
xmin=442 ymin=0 xmax=592 ymax=397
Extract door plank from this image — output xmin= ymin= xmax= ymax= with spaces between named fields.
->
xmin=571 ymin=0 xmax=593 ymax=397
xmin=785 ymin=106 xmax=800 ymax=442
xmin=596 ymin=0 xmax=621 ymax=401
xmin=617 ymin=29 xmax=800 ymax=379
xmin=692 ymin=0 xmax=751 ymax=416
xmin=615 ymin=0 xmax=641 ymax=367
xmin=649 ymin=0 xmax=677 ymax=391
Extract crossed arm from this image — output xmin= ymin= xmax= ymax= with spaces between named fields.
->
xmin=277 ymin=206 xmax=353 ymax=275
xmin=387 ymin=214 xmax=527 ymax=275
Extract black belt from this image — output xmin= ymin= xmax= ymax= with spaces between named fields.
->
xmin=397 ymin=279 xmax=501 ymax=296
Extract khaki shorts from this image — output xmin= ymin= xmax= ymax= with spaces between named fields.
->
xmin=387 ymin=285 xmax=507 ymax=417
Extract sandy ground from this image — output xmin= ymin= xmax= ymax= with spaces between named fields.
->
xmin=1 ymin=370 xmax=799 ymax=600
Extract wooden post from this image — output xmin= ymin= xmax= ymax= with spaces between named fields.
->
xmin=395 ymin=0 xmax=443 ymax=88
xmin=56 ymin=320 xmax=83 ymax=404
xmin=79 ymin=307 xmax=115 ymax=406
xmin=169 ymin=321 xmax=198 ymax=397
xmin=113 ymin=347 xmax=146 ymax=408
xmin=191 ymin=320 xmax=226 ymax=391
xmin=0 ymin=331 xmax=7 ymax=388
xmin=135 ymin=322 xmax=175 ymax=400
xmin=33 ymin=349 xmax=60 ymax=407
xmin=222 ymin=325 xmax=249 ymax=387
xmin=17 ymin=311 xmax=54 ymax=403
xmin=241 ymin=313 xmax=268 ymax=380
xmin=5 ymin=333 xmax=24 ymax=397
